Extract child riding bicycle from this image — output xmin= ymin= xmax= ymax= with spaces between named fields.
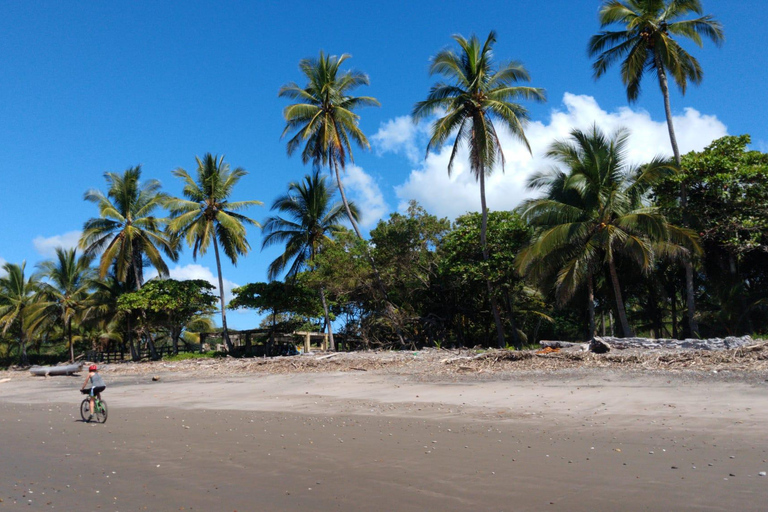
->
xmin=81 ymin=364 xmax=106 ymax=421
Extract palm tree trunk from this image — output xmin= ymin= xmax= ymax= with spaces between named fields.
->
xmin=19 ymin=329 xmax=29 ymax=366
xmin=68 ymin=317 xmax=74 ymax=363
xmin=607 ymin=258 xmax=633 ymax=337
xmin=332 ymin=160 xmax=407 ymax=348
xmin=212 ymin=238 xmax=234 ymax=353
xmin=587 ymin=273 xmax=596 ymax=341
xmin=479 ymin=171 xmax=506 ymax=348
xmin=319 ymin=287 xmax=335 ymax=351
xmin=656 ymin=53 xmax=699 ymax=338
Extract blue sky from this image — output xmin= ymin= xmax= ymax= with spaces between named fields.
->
xmin=1 ymin=1 xmax=765 ymax=329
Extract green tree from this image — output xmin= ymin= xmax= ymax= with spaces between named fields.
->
xmin=588 ymin=0 xmax=724 ymax=337
xmin=413 ymin=30 xmax=545 ymax=348
xmin=437 ymin=211 xmax=537 ymax=348
xmin=656 ymin=135 xmax=768 ymax=334
xmin=80 ymin=166 xmax=177 ymax=288
xmin=166 ymin=153 xmax=262 ymax=353
xmin=117 ymin=279 xmax=218 ymax=355
xmin=0 ymin=262 xmax=41 ymax=365
xmin=369 ymin=202 xmax=450 ymax=342
xmin=262 ymin=170 xmax=356 ymax=351
xmin=279 ymin=52 xmax=379 ymax=239
xmin=516 ymin=125 xmax=697 ymax=338
xmin=34 ymin=248 xmax=96 ymax=362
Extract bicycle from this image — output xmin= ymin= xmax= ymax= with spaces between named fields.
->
xmin=80 ymin=390 xmax=108 ymax=423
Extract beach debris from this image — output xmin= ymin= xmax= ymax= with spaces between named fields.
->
xmin=152 ymin=376 xmax=161 ymax=382
xmin=589 ymin=338 xmax=612 ymax=354
xmin=40 ymin=339 xmax=767 ymax=379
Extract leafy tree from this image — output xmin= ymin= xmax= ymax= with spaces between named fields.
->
xmin=0 ymin=262 xmax=41 ymax=365
xmin=656 ymin=135 xmax=768 ymax=334
xmin=117 ymin=279 xmax=218 ymax=355
xmin=166 ymin=153 xmax=262 ymax=353
xmin=80 ymin=166 xmax=177 ymax=288
xmin=230 ymin=281 xmax=322 ymax=350
xmin=369 ymin=202 xmax=450 ymax=342
xmin=588 ymin=0 xmax=724 ymax=337
xmin=516 ymin=125 xmax=697 ymax=338
xmin=34 ymin=248 xmax=97 ymax=362
xmin=279 ymin=52 xmax=379 ymax=239
xmin=262 ymin=170 xmax=356 ymax=350
xmin=437 ymin=211 xmax=536 ymax=348
xmin=413 ymin=30 xmax=545 ymax=348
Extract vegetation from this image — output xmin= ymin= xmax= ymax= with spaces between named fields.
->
xmin=589 ymin=0 xmax=725 ymax=337
xmin=413 ymin=30 xmax=545 ymax=347
xmin=166 ymin=154 xmax=262 ymax=352
xmin=6 ymin=4 xmax=767 ymax=366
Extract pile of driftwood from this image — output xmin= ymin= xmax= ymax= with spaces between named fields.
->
xmin=76 ymin=337 xmax=768 ymax=380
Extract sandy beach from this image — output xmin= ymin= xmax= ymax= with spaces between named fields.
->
xmin=1 ymin=353 xmax=767 ymax=511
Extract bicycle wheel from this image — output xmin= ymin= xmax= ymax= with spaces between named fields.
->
xmin=95 ymin=399 xmax=108 ymax=423
xmin=80 ymin=398 xmax=91 ymax=422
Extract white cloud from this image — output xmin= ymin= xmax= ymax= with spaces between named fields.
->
xmin=33 ymin=231 xmax=82 ymax=258
xmin=145 ymin=264 xmax=239 ymax=305
xmin=343 ymin=164 xmax=389 ymax=228
xmin=372 ymin=115 xmax=429 ymax=163
xmin=388 ymin=93 xmax=728 ymax=220
xmin=0 ymin=257 xmax=6 ymax=277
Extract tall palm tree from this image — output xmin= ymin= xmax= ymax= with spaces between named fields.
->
xmin=166 ymin=153 xmax=262 ymax=353
xmin=279 ymin=51 xmax=379 ymax=239
xmin=280 ymin=52 xmax=411 ymax=346
xmin=516 ymin=125 xmax=698 ymax=338
xmin=262 ymin=170 xmax=358 ymax=351
xmin=80 ymin=166 xmax=177 ymax=288
xmin=34 ymin=248 xmax=96 ymax=362
xmin=0 ymin=262 xmax=41 ymax=365
xmin=588 ymin=0 xmax=724 ymax=337
xmin=413 ymin=30 xmax=545 ymax=348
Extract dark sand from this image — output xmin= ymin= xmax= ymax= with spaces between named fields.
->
xmin=1 ymin=369 xmax=767 ymax=511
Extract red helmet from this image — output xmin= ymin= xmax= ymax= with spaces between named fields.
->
xmin=89 ymin=364 xmax=98 ymax=371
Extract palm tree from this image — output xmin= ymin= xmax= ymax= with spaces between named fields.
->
xmin=279 ymin=51 xmax=379 ymax=239
xmin=80 ymin=166 xmax=177 ymax=288
xmin=262 ymin=170 xmax=358 ymax=351
xmin=588 ymin=0 xmax=724 ymax=337
xmin=413 ymin=30 xmax=545 ymax=348
xmin=166 ymin=153 xmax=262 ymax=353
xmin=0 ymin=262 xmax=41 ymax=365
xmin=516 ymin=125 xmax=698 ymax=338
xmin=34 ymin=248 xmax=96 ymax=362
xmin=280 ymin=52 xmax=412 ymax=346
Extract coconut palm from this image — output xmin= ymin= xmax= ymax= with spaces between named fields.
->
xmin=83 ymin=275 xmax=134 ymax=357
xmin=413 ymin=30 xmax=545 ymax=348
xmin=588 ymin=0 xmax=724 ymax=337
xmin=262 ymin=170 xmax=358 ymax=351
xmin=80 ymin=166 xmax=177 ymax=288
xmin=0 ymin=262 xmax=41 ymax=365
xmin=166 ymin=153 xmax=262 ymax=353
xmin=279 ymin=51 xmax=379 ymax=238
xmin=34 ymin=248 xmax=96 ymax=362
xmin=516 ymin=125 xmax=698 ymax=338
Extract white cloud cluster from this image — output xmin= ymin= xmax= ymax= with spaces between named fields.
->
xmin=146 ymin=264 xmax=239 ymax=305
xmin=343 ymin=164 xmax=389 ymax=228
xmin=33 ymin=231 xmax=82 ymax=258
xmin=371 ymin=115 xmax=430 ymax=163
xmin=375 ymin=93 xmax=728 ymax=220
